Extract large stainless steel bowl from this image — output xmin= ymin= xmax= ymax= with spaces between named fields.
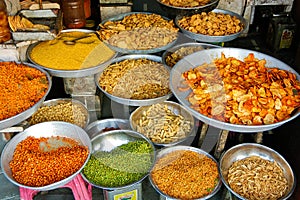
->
xmin=219 ymin=143 xmax=296 ymax=200
xmin=85 ymin=118 xmax=130 ymax=139
xmin=156 ymin=0 xmax=219 ymax=18
xmin=175 ymin=9 xmax=247 ymax=43
xmin=81 ymin=129 xmax=156 ymax=190
xmin=0 ymin=121 xmax=92 ymax=191
xmin=170 ymin=47 xmax=300 ymax=133
xmin=0 ymin=62 xmax=52 ymax=131
xmin=129 ymin=101 xmax=197 ymax=147
xmin=149 ymin=145 xmax=222 ymax=199
xmin=26 ymin=29 xmax=118 ymax=78
xmin=95 ymin=54 xmax=173 ymax=106
xmin=98 ymin=12 xmax=178 ymax=54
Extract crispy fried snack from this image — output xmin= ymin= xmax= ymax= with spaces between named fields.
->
xmin=180 ymin=53 xmax=300 ymax=125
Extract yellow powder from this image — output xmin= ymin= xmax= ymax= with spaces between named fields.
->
xmin=30 ymin=32 xmax=115 ymax=70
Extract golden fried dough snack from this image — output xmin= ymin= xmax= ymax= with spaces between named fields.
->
xmin=180 ymin=53 xmax=300 ymax=125
xmin=161 ymin=0 xmax=210 ymax=7
xmin=97 ymin=13 xmax=178 ymax=50
xmin=178 ymin=11 xmax=243 ymax=36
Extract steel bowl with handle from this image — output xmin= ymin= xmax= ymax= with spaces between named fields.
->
xmin=170 ymin=47 xmax=300 ymax=133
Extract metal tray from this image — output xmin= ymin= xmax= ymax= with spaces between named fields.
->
xmin=0 ymin=62 xmax=52 ymax=131
xmin=1 ymin=121 xmax=92 ymax=191
xmin=26 ymin=29 xmax=118 ymax=78
xmin=156 ymin=0 xmax=219 ymax=18
xmin=170 ymin=47 xmax=300 ymax=133
xmin=98 ymin=12 xmax=178 ymax=54
xmin=95 ymin=54 xmax=173 ymax=106
xmin=175 ymin=9 xmax=247 ymax=43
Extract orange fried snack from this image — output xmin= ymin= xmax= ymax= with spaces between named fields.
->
xmin=180 ymin=53 xmax=300 ymax=125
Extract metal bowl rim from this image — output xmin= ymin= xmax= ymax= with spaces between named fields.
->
xmin=129 ymin=101 xmax=197 ymax=146
xmin=175 ymin=8 xmax=247 ymax=42
xmin=156 ymin=0 xmax=219 ymax=10
xmin=219 ymin=143 xmax=296 ymax=200
xmin=170 ymin=47 xmax=300 ymax=132
xmin=26 ymin=32 xmax=118 ymax=78
xmin=81 ymin=129 xmax=156 ymax=190
xmin=99 ymin=12 xmax=178 ymax=54
xmin=149 ymin=145 xmax=222 ymax=199
xmin=162 ymin=42 xmax=220 ymax=67
xmin=0 ymin=121 xmax=92 ymax=191
xmin=0 ymin=62 xmax=52 ymax=130
xmin=95 ymin=54 xmax=173 ymax=106
xmin=37 ymin=98 xmax=90 ymax=128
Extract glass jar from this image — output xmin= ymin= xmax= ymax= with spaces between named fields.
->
xmin=0 ymin=0 xmax=11 ymax=43
xmin=62 ymin=0 xmax=86 ymax=29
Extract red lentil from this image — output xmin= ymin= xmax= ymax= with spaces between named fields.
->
xmin=0 ymin=62 xmax=49 ymax=121
xmin=9 ymin=136 xmax=89 ymax=187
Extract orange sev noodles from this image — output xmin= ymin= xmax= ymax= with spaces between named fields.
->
xmin=0 ymin=62 xmax=49 ymax=121
xmin=151 ymin=150 xmax=219 ymax=199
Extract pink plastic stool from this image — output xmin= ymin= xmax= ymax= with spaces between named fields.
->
xmin=19 ymin=174 xmax=92 ymax=200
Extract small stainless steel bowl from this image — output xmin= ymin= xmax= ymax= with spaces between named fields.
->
xmin=219 ymin=143 xmax=296 ymax=200
xmin=162 ymin=42 xmax=220 ymax=68
xmin=81 ymin=129 xmax=156 ymax=190
xmin=85 ymin=118 xmax=130 ymax=139
xmin=28 ymin=98 xmax=90 ymax=129
xmin=130 ymin=101 xmax=197 ymax=147
xmin=156 ymin=0 xmax=219 ymax=18
xmin=149 ymin=145 xmax=221 ymax=199
xmin=0 ymin=121 xmax=92 ymax=191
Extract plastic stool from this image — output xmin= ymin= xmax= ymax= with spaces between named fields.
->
xmin=19 ymin=174 xmax=92 ymax=200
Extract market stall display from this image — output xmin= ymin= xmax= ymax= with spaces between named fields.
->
xmin=162 ymin=42 xmax=220 ymax=68
xmin=85 ymin=118 xmax=130 ymax=139
xmin=130 ymin=101 xmax=196 ymax=146
xmin=219 ymin=143 xmax=296 ymax=200
xmin=81 ymin=129 xmax=156 ymax=190
xmin=170 ymin=47 xmax=300 ymax=132
xmin=96 ymin=54 xmax=172 ymax=106
xmin=27 ymin=98 xmax=90 ymax=129
xmin=175 ymin=9 xmax=247 ymax=42
xmin=149 ymin=145 xmax=221 ymax=199
xmin=156 ymin=0 xmax=219 ymax=18
xmin=1 ymin=121 xmax=92 ymax=191
xmin=27 ymin=30 xmax=117 ymax=77
xmin=0 ymin=61 xmax=51 ymax=130
xmin=97 ymin=12 xmax=179 ymax=54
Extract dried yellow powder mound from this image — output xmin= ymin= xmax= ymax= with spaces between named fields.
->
xmin=30 ymin=32 xmax=115 ymax=70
